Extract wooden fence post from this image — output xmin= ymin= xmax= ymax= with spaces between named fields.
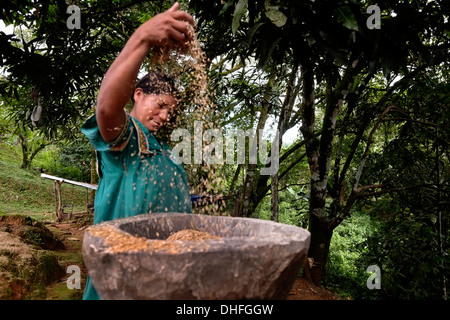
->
xmin=53 ymin=180 xmax=63 ymax=222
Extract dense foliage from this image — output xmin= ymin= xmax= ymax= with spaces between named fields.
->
xmin=1 ymin=0 xmax=448 ymax=299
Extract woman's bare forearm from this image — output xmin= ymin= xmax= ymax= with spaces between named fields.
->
xmin=96 ymin=34 xmax=150 ymax=142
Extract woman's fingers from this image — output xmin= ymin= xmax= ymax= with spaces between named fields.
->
xmin=172 ymin=20 xmax=193 ymax=42
xmin=167 ymin=2 xmax=194 ymax=27
xmin=168 ymin=2 xmax=180 ymax=13
xmin=172 ymin=10 xmax=195 ymax=27
xmin=141 ymin=3 xmax=195 ymax=50
xmin=162 ymin=11 xmax=194 ymax=50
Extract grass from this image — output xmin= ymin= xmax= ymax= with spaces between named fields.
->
xmin=44 ymin=224 xmax=86 ymax=300
xmin=45 ymin=280 xmax=84 ymax=300
xmin=0 ymin=141 xmax=88 ymax=220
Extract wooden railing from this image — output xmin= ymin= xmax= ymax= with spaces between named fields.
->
xmin=41 ymin=173 xmax=97 ymax=222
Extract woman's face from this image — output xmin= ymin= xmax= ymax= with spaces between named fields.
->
xmin=131 ymin=88 xmax=177 ymax=133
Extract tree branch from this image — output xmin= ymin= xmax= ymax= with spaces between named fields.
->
xmin=352 ymin=105 xmax=396 ymax=190
xmin=354 ymin=183 xmax=432 ymax=198
xmin=382 ymin=117 xmax=445 ymax=127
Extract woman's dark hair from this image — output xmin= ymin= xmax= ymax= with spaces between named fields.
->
xmin=131 ymin=71 xmax=178 ymax=103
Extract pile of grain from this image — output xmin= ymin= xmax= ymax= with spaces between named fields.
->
xmin=88 ymin=225 xmax=156 ymax=253
xmin=166 ymin=229 xmax=220 ymax=241
xmin=88 ymin=225 xmax=220 ymax=254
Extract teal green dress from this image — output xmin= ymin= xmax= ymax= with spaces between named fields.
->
xmin=81 ymin=113 xmax=192 ymax=300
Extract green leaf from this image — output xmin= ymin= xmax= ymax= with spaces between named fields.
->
xmin=335 ymin=6 xmax=359 ymax=31
xmin=265 ymin=9 xmax=287 ymax=27
xmin=259 ymin=37 xmax=281 ymax=69
xmin=349 ymin=74 xmax=362 ymax=93
xmin=266 ymin=9 xmax=287 ymax=27
xmin=232 ymin=0 xmax=248 ymax=35
xmin=246 ymin=21 xmax=266 ymax=45
xmin=219 ymin=0 xmax=234 ymax=16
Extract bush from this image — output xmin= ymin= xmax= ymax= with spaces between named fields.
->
xmin=253 ymin=187 xmax=308 ymax=228
xmin=324 ymin=212 xmax=380 ymax=299
xmin=360 ymin=209 xmax=448 ymax=300
xmin=33 ymin=139 xmax=92 ymax=183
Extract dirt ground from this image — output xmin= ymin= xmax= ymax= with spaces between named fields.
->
xmin=47 ymin=216 xmax=341 ymax=301
xmin=287 ymin=277 xmax=342 ymax=300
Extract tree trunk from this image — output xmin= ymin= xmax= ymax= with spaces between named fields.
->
xmin=271 ymin=172 xmax=279 ymax=222
xmin=241 ymin=166 xmax=255 ymax=217
xmin=28 ymin=143 xmax=47 ymax=168
xmin=228 ymin=163 xmax=242 ymax=196
xmin=240 ymin=72 xmax=275 ymax=217
xmin=18 ymin=133 xmax=48 ymax=170
xmin=299 ymin=56 xmax=360 ymax=285
xmin=308 ymin=211 xmax=333 ymax=286
xmin=18 ymin=134 xmax=29 ymax=169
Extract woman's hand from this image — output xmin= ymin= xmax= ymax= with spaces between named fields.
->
xmin=137 ymin=2 xmax=195 ymax=52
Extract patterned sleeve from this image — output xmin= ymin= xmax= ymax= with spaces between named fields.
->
xmin=81 ymin=112 xmax=132 ymax=152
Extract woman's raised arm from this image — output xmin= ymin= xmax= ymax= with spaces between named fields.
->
xmin=96 ymin=2 xmax=194 ymax=143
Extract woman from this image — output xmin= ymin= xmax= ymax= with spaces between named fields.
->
xmin=81 ymin=2 xmax=195 ymax=300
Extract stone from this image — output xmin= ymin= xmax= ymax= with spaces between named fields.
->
xmin=82 ymin=213 xmax=310 ymax=300
xmin=0 ymin=215 xmax=64 ymax=250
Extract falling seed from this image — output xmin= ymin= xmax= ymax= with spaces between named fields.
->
xmin=148 ymin=23 xmax=227 ymax=216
